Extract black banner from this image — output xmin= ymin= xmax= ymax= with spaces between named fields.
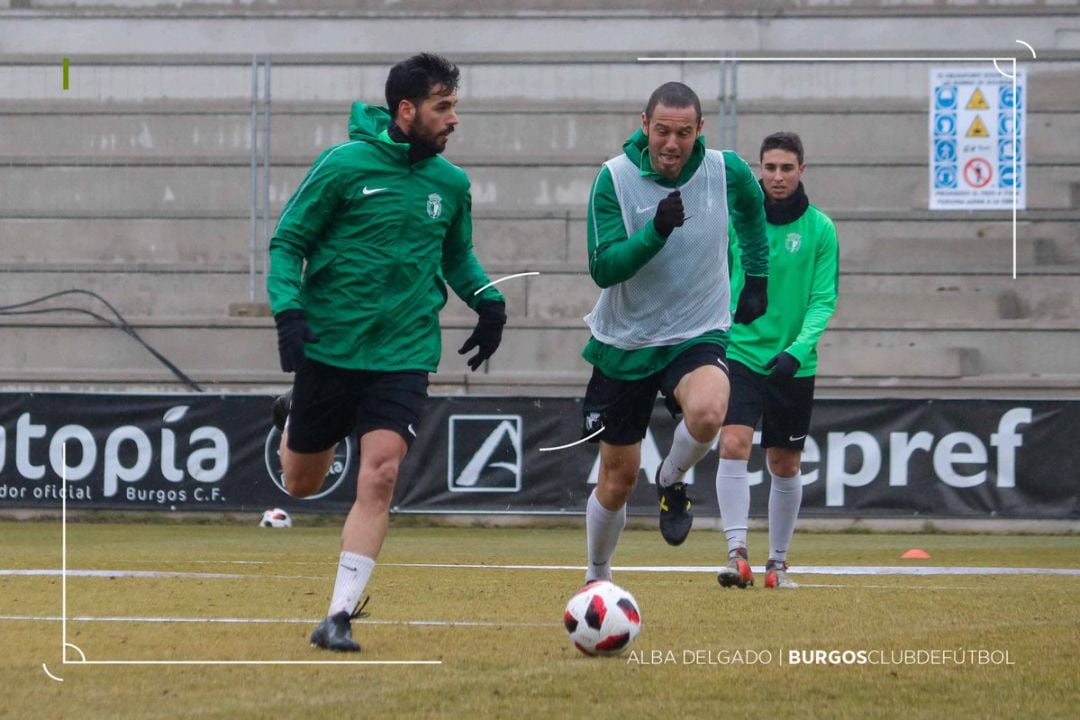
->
xmin=0 ymin=393 xmax=1076 ymax=518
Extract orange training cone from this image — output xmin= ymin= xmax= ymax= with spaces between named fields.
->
xmin=901 ymin=548 xmax=931 ymax=559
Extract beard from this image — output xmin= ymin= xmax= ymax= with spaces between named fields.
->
xmin=409 ymin=121 xmax=451 ymax=156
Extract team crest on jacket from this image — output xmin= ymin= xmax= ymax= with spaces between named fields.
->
xmin=785 ymin=233 xmax=802 ymax=253
xmin=427 ymin=193 xmax=443 ymax=219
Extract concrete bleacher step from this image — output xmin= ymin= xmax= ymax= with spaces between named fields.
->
xmin=3 ymin=317 xmax=1079 ymax=383
xmin=0 ymin=212 xmax=586 ymax=267
xmin=4 ymin=11 xmax=1079 ymax=64
xmin=835 ymin=274 xmax=1080 ymax=323
xmin=8 ymin=365 xmax=1080 ymax=399
xmin=6 ymin=263 xmax=1077 ymax=324
xmin=0 ymin=267 xmax=584 ymax=322
xmin=838 ymin=219 xmax=1080 ymax=273
xmin=0 ymin=216 xmax=256 ymax=266
xmin=819 ymin=323 xmax=1080 ymax=376
xmin=0 ymin=102 xmax=640 ymax=162
xmin=820 ymin=346 xmax=980 ymax=379
xmin=2 ymin=160 xmax=1077 ymax=215
xmin=6 ymin=101 xmax=1078 ymax=165
xmin=0 ymin=268 xmax=256 ymax=317
xmin=12 ymin=0 xmax=1074 ymax=12
xmin=3 ymin=212 xmax=1078 ymax=276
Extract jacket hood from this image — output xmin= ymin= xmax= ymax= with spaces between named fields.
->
xmin=622 ymin=127 xmax=707 ymax=185
xmin=348 ymin=102 xmax=393 ymax=141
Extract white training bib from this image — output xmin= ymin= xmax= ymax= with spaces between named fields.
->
xmin=586 ymin=149 xmax=731 ymax=349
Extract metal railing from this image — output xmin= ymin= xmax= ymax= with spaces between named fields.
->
xmin=249 ymin=56 xmax=271 ymax=304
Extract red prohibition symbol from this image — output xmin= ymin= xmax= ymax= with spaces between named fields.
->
xmin=963 ymin=157 xmax=993 ymax=188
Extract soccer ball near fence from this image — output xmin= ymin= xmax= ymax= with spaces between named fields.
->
xmin=563 ymin=580 xmax=642 ymax=656
xmin=259 ymin=508 xmax=292 ymax=528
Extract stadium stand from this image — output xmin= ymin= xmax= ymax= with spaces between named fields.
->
xmin=0 ymin=0 xmax=1078 ymax=397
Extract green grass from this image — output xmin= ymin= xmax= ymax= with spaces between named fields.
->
xmin=2 ymin=522 xmax=1078 ymax=719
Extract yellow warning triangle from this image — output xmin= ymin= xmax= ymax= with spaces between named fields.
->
xmin=966 ymin=115 xmax=990 ymax=138
xmin=966 ymin=88 xmax=990 ymax=110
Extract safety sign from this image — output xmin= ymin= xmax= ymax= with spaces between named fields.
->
xmin=930 ymin=66 xmax=1026 ymax=210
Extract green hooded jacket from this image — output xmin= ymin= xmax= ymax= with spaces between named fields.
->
xmin=268 ymin=103 xmax=504 ymax=372
xmin=728 ymin=200 xmax=838 ymax=377
xmin=582 ymin=129 xmax=769 ymax=379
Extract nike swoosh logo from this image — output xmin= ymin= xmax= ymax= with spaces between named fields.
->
xmin=635 ymin=205 xmax=656 ymax=214
xmin=407 ymin=423 xmax=417 ymax=437
xmin=340 ymin=565 xmax=358 ymax=572
xmin=362 ymin=186 xmax=387 ymax=196
xmin=788 ymin=434 xmax=807 ymax=442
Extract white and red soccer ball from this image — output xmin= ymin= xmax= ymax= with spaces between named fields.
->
xmin=564 ymin=580 xmax=642 ymax=656
xmin=259 ymin=508 xmax=292 ymax=528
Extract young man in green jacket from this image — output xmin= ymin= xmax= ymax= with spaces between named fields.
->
xmin=581 ymin=81 xmax=769 ymax=584
xmin=267 ymin=53 xmax=506 ymax=650
xmin=716 ymin=131 xmax=839 ymax=590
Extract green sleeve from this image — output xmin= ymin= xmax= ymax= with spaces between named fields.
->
xmin=442 ymin=188 xmax=505 ymax=308
xmin=726 ymin=221 xmax=738 ymax=282
xmin=267 ymin=148 xmax=344 ymax=314
xmin=587 ymin=165 xmax=668 ymax=288
xmin=787 ymin=217 xmax=839 ymax=364
xmin=723 ymin=150 xmax=769 ymax=278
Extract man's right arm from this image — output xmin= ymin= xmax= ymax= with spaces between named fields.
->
xmin=587 ymin=166 xmax=669 ymax=288
xmin=723 ymin=150 xmax=769 ymax=277
xmin=267 ymin=148 xmax=344 ymax=313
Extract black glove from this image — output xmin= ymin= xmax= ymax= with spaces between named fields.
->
xmin=764 ymin=351 xmax=800 ymax=379
xmin=458 ymin=300 xmax=506 ymax=372
xmin=274 ymin=309 xmax=319 ymax=372
xmin=652 ymin=190 xmax=684 ymax=238
xmin=734 ymin=274 xmax=768 ymax=325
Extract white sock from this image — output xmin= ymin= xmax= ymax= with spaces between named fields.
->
xmin=768 ymin=470 xmax=803 ymax=563
xmin=328 ymin=552 xmax=375 ymax=617
xmin=585 ymin=489 xmax=625 ymax=582
xmin=658 ymin=419 xmax=714 ymax=487
xmin=716 ymin=458 xmax=750 ymax=554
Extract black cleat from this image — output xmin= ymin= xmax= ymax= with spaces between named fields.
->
xmin=656 ymin=467 xmax=693 ymax=546
xmin=310 ymin=596 xmax=369 ymax=652
xmin=272 ymin=389 xmax=292 ymax=433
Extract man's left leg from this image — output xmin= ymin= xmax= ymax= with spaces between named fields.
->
xmin=311 ymin=429 xmax=407 ymax=651
xmin=760 ymin=374 xmax=815 ymax=590
xmin=656 ymin=352 xmax=730 ymax=545
xmin=764 ymin=447 xmax=802 ymax=589
xmin=311 ymin=369 xmax=427 ymax=651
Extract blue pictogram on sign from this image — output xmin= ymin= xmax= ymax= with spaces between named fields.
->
xmin=999 ymin=165 xmax=1021 ymax=188
xmin=935 ymin=139 xmax=957 ymax=162
xmin=998 ymin=112 xmax=1022 ymax=137
xmin=934 ymin=113 xmax=956 ymax=136
xmin=934 ymin=165 xmax=958 ymax=189
xmin=998 ymin=138 xmax=1021 ymax=162
xmin=934 ymin=85 xmax=958 ymax=110
xmin=999 ymin=85 xmax=1022 ymax=110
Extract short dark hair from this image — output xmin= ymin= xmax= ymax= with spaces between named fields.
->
xmin=644 ymin=82 xmax=702 ymax=122
xmin=760 ymin=131 xmax=805 ymax=165
xmin=385 ymin=53 xmax=460 ymax=119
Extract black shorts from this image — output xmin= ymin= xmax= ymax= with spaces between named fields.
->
xmin=286 ymin=358 xmax=429 ymax=453
xmin=724 ymin=359 xmax=815 ymax=450
xmin=582 ymin=343 xmax=728 ymax=446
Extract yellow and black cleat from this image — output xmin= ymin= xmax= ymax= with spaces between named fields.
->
xmin=656 ymin=470 xmax=693 ymax=546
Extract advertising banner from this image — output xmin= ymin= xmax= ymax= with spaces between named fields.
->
xmin=0 ymin=393 xmax=1075 ymax=519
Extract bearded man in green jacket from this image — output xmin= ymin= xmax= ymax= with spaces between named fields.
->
xmin=716 ymin=131 xmax=839 ymax=591
xmin=580 ymin=81 xmax=769 ymax=584
xmin=267 ymin=53 xmax=506 ymax=651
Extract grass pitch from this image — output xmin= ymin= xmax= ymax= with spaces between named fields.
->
xmin=2 ymin=520 xmax=1078 ymax=719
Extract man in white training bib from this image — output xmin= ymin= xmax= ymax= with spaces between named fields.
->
xmin=579 ymin=81 xmax=770 ymax=583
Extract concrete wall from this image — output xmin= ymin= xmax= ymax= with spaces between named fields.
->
xmin=1 ymin=7 xmax=1078 ymax=393
xmin=3 ymin=2 xmax=1078 ymax=55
